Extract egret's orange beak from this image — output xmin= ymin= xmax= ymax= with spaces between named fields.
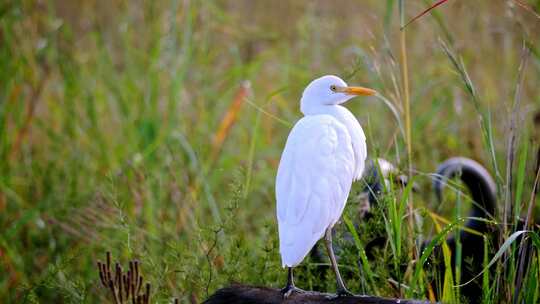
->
xmin=337 ymin=86 xmax=377 ymax=96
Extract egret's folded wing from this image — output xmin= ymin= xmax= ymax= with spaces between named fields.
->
xmin=339 ymin=108 xmax=367 ymax=181
xmin=276 ymin=115 xmax=355 ymax=267
xmin=353 ymin=127 xmax=367 ymax=180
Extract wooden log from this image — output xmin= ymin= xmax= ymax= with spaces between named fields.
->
xmin=203 ymin=284 xmax=434 ymax=304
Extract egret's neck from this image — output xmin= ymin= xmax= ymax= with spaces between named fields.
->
xmin=301 ymin=103 xmax=354 ymax=132
xmin=300 ymin=102 xmax=336 ymax=116
xmin=301 ymin=101 xmax=350 ymax=119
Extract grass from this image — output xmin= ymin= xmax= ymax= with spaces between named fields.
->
xmin=1 ymin=0 xmax=540 ymax=303
xmin=398 ymin=0 xmax=415 ymax=260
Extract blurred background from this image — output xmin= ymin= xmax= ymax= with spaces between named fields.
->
xmin=1 ymin=0 xmax=540 ymax=302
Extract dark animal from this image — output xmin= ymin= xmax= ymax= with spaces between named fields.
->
xmin=428 ymin=157 xmax=497 ymax=303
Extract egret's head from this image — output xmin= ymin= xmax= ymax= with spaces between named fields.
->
xmin=300 ymin=75 xmax=376 ymax=114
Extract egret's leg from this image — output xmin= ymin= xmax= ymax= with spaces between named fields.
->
xmin=280 ymin=267 xmax=304 ymax=298
xmin=324 ymin=227 xmax=353 ymax=297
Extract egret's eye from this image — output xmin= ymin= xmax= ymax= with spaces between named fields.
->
xmin=330 ymin=85 xmax=337 ymax=92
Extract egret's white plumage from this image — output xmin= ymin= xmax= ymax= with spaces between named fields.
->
xmin=276 ymin=115 xmax=356 ymax=266
xmin=276 ymin=75 xmax=371 ymax=268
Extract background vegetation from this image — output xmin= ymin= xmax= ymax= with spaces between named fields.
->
xmin=1 ymin=0 xmax=540 ymax=303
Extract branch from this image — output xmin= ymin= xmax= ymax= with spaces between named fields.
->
xmin=204 ymin=284 xmax=434 ymax=304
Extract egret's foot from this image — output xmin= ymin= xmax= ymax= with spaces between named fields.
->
xmin=281 ymin=285 xmax=305 ymax=299
xmin=325 ymin=289 xmax=354 ymax=299
xmin=337 ymin=288 xmax=354 ymax=297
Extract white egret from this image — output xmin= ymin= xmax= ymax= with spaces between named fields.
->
xmin=276 ymin=75 xmax=375 ymax=297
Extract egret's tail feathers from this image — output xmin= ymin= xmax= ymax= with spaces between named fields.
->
xmin=280 ymin=244 xmax=312 ymax=268
xmin=279 ymin=225 xmax=324 ymax=267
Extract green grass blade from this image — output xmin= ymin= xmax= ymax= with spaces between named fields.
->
xmin=514 ymin=136 xmax=528 ymax=218
xmin=343 ymin=214 xmax=377 ymax=292
xmin=412 ymin=217 xmax=465 ymax=291
xmin=482 ymin=236 xmax=491 ymax=304
xmin=456 ymin=230 xmax=529 ymax=288
xmin=412 ymin=216 xmax=494 ymax=292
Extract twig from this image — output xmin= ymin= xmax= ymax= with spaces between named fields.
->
xmin=402 ymin=0 xmax=450 ymax=29
xmin=205 ymin=227 xmax=223 ymax=297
